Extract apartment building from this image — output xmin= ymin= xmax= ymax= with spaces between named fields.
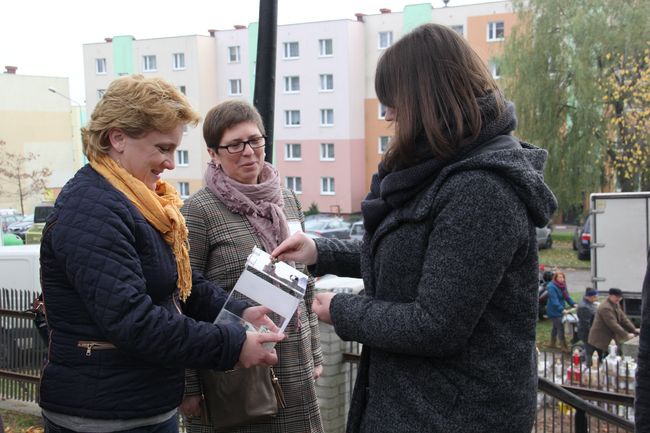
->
xmin=82 ymin=1 xmax=516 ymax=214
xmin=0 ymin=68 xmax=83 ymax=213
xmin=83 ymin=34 xmax=219 ymax=199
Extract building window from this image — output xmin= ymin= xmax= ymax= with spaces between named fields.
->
xmin=179 ymin=85 xmax=186 ymax=95
xmin=95 ymin=58 xmax=107 ymax=75
xmin=286 ymin=176 xmax=302 ymax=194
xmin=143 ymin=55 xmax=157 ymax=72
xmin=284 ymin=110 xmax=301 ymax=127
xmin=320 ymin=143 xmax=335 ymax=161
xmin=178 ymin=182 xmax=190 ymax=199
xmin=228 ymin=46 xmax=241 ymax=63
xmin=320 ymin=109 xmax=334 ymax=127
xmin=97 ymin=89 xmax=106 ymax=99
xmin=451 ymin=25 xmax=464 ymax=36
xmin=228 ymin=79 xmax=242 ymax=95
xmin=378 ymin=31 xmax=393 ymax=49
xmin=176 ymin=150 xmax=189 ymax=166
xmin=319 ymin=74 xmax=334 ymax=91
xmin=378 ymin=103 xmax=387 ymax=119
xmin=320 ymin=177 xmax=335 ymax=195
xmin=284 ymin=76 xmax=300 ymax=93
xmin=489 ymin=61 xmax=501 ymax=79
xmin=284 ymin=143 xmax=302 ymax=160
xmin=283 ymin=42 xmax=300 ymax=59
xmin=378 ymin=136 xmax=390 ymax=154
xmin=172 ymin=53 xmax=185 ymax=70
xmin=319 ymin=39 xmax=333 ymax=56
xmin=487 ymin=22 xmax=505 ymax=41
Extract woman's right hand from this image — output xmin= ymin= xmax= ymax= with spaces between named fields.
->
xmin=179 ymin=394 xmax=203 ymax=418
xmin=271 ymin=232 xmax=318 ymax=265
xmin=236 ymin=331 xmax=285 ymax=369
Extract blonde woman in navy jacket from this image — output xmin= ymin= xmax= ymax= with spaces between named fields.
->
xmin=39 ymin=75 xmax=282 ymax=433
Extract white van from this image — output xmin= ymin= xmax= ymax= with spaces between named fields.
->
xmin=0 ymin=244 xmax=41 ymax=292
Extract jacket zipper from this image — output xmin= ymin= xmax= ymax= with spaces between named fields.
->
xmin=172 ymin=292 xmax=183 ymax=314
xmin=77 ymin=340 xmax=116 ymax=356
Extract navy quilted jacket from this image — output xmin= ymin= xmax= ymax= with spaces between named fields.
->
xmin=39 ymin=165 xmax=246 ymax=419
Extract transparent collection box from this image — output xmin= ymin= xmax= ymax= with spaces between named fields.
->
xmin=214 ymin=247 xmax=308 ymax=341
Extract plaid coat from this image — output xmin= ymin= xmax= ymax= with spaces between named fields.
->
xmin=181 ymin=187 xmax=324 ymax=433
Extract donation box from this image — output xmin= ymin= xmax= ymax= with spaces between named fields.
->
xmin=214 ymin=247 xmax=308 ymax=337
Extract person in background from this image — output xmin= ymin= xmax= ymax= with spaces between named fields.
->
xmin=39 ymin=75 xmax=282 ymax=433
xmin=577 ymin=288 xmax=599 ymax=342
xmin=635 ymin=254 xmax=650 ymax=433
xmin=273 ymin=23 xmax=556 ymax=433
xmin=545 ymin=271 xmax=576 ymax=352
xmin=180 ymin=100 xmax=323 ymax=433
xmin=588 ymin=288 xmax=639 ymax=363
xmin=577 ymin=288 xmax=599 ymax=365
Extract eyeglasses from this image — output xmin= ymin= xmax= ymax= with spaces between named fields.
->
xmin=217 ymin=136 xmax=267 ymax=154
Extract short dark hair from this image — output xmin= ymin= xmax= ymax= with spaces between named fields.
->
xmin=203 ymin=100 xmax=265 ymax=150
xmin=375 ymin=23 xmax=503 ymax=170
xmin=608 ymin=288 xmax=623 ymax=297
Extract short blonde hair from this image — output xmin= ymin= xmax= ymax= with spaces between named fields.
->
xmin=82 ymin=75 xmax=200 ymax=161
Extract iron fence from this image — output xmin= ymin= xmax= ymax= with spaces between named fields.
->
xmin=0 ymin=286 xmax=639 ymax=433
xmin=341 ymin=347 xmax=637 ymax=433
xmin=0 ymin=287 xmax=45 ymax=405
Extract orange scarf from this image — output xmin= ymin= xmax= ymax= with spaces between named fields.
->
xmin=90 ymin=155 xmax=192 ymax=301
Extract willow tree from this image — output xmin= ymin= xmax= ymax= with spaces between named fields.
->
xmin=598 ymin=47 xmax=650 ymax=192
xmin=500 ymin=0 xmax=650 ymax=215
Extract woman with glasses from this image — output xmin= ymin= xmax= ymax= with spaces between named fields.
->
xmin=180 ymin=100 xmax=324 ymax=433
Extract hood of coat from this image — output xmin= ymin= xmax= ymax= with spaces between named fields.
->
xmin=413 ymin=134 xmax=557 ymax=229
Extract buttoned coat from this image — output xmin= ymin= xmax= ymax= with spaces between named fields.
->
xmin=635 ymin=254 xmax=650 ymax=432
xmin=181 ymin=187 xmax=323 ymax=433
xmin=311 ymin=138 xmax=556 ymax=433
xmin=588 ymin=298 xmax=637 ymax=351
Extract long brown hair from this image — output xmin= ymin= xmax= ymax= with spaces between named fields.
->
xmin=375 ymin=23 xmax=503 ymax=170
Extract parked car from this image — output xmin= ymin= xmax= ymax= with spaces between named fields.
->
xmin=2 ymin=232 xmax=24 ymax=246
xmin=0 ymin=209 xmax=21 ymax=233
xmin=573 ymin=218 xmax=591 ymax=260
xmin=349 ymin=221 xmax=365 ymax=241
xmin=305 ymin=217 xmax=351 ymax=239
xmin=304 ymin=231 xmax=323 ymax=240
xmin=25 ymin=205 xmax=54 ymax=245
xmin=7 ymin=214 xmax=33 ymax=241
xmin=314 ymin=274 xmax=364 ymax=294
xmin=536 ymin=225 xmax=553 ymax=249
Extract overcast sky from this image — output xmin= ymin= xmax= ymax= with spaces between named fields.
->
xmin=1 ymin=0 xmax=491 ymax=104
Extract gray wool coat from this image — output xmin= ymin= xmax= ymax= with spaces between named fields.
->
xmin=312 ymin=136 xmax=556 ymax=433
xmin=635 ymin=253 xmax=650 ymax=433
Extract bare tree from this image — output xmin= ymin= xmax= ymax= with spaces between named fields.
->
xmin=0 ymin=140 xmax=52 ymax=215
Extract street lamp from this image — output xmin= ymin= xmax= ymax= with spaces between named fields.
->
xmin=47 ymin=87 xmax=86 ymax=166
xmin=48 ymin=87 xmax=83 ymax=106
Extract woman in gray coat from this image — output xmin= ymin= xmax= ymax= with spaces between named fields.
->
xmin=273 ymin=23 xmax=557 ymax=433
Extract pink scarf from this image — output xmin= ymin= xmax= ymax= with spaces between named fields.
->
xmin=204 ymin=161 xmax=289 ymax=253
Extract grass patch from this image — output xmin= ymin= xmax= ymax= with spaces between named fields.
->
xmin=539 ymin=240 xmax=590 ymax=269
xmin=552 ymin=231 xmax=574 ymax=242
xmin=0 ymin=409 xmax=43 ymax=433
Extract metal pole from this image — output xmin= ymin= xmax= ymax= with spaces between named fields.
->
xmin=254 ymin=0 xmax=278 ymax=164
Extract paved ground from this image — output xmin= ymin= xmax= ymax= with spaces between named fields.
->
xmin=563 ymin=268 xmax=592 ymax=294
xmin=547 ymin=224 xmax=593 ymax=294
